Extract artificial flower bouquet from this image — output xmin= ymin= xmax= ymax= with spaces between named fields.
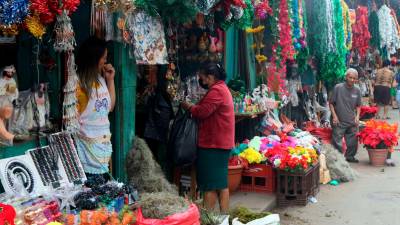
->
xmin=230 ymin=132 xmax=320 ymax=172
xmin=359 ymin=106 xmax=378 ymax=120
xmin=265 ymin=145 xmax=319 ymax=172
xmin=358 ymin=120 xmax=398 ymax=149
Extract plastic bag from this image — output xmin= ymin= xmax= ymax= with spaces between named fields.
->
xmin=136 ymin=203 xmax=200 ymax=225
xmin=232 ymin=214 xmax=280 ymax=225
xmin=168 ymin=108 xmax=197 ymax=166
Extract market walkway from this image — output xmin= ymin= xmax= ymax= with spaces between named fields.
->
xmin=275 ymin=109 xmax=400 ymax=225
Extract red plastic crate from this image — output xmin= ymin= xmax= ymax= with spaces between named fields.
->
xmin=239 ymin=164 xmax=276 ymax=193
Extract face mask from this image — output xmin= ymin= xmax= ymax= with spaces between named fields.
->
xmin=198 ymin=78 xmax=209 ymax=89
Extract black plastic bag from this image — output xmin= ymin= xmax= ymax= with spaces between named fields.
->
xmin=168 ymin=107 xmax=197 ymax=166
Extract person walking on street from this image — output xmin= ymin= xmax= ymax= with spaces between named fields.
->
xmin=374 ymin=60 xmax=395 ymax=119
xmin=329 ymin=68 xmax=362 ymax=163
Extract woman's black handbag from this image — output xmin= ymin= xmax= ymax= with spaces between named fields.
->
xmin=168 ymin=107 xmax=198 ymax=166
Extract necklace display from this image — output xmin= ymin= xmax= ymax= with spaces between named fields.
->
xmin=48 ymin=133 xmax=86 ymax=184
xmin=28 ymin=146 xmax=60 ymax=186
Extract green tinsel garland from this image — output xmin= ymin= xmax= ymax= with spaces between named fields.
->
xmin=369 ymin=10 xmax=380 ymax=50
xmin=134 ymin=0 xmax=199 ymax=24
xmin=221 ymin=0 xmax=254 ymax=30
xmin=321 ymin=0 xmax=346 ymax=86
xmin=308 ymin=0 xmax=329 ymax=57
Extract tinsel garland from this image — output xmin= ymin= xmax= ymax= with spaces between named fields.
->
xmin=369 ymin=11 xmax=380 ymax=50
xmin=62 ymin=53 xmax=80 ymax=133
xmin=0 ymin=0 xmax=29 ymax=25
xmin=53 ymin=10 xmax=76 ymax=52
xmin=326 ymin=0 xmax=335 ymax=52
xmin=267 ymin=0 xmax=294 ymax=98
xmin=341 ymin=0 xmax=352 ymax=50
xmin=390 ymin=9 xmax=400 ymax=37
xmin=254 ymin=0 xmax=272 ymax=20
xmin=320 ymin=0 xmax=346 ymax=86
xmin=221 ymin=0 xmax=254 ymax=30
xmin=30 ymin=0 xmax=81 ymax=24
xmin=378 ymin=5 xmax=400 ymax=58
xmin=25 ymin=14 xmax=47 ymax=39
xmin=352 ymin=6 xmax=370 ymax=59
xmin=309 ymin=0 xmax=331 ymax=57
xmin=134 ymin=0 xmax=199 ymax=24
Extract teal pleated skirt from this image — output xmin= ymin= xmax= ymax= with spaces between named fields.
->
xmin=196 ymin=148 xmax=230 ymax=192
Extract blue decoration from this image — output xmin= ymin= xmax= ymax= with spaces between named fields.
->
xmin=291 ymin=0 xmax=301 ymax=50
xmin=0 ymin=0 xmax=30 ymax=25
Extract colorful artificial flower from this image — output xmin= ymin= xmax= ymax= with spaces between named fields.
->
xmin=358 ymin=120 xmax=398 ymax=149
xmin=255 ymin=54 xmax=267 ymax=63
xmin=352 ymin=6 xmax=371 ymax=59
xmin=239 ymin=147 xmax=265 ymax=164
xmin=254 ymin=0 xmax=272 ymax=19
xmin=360 ymin=106 xmax=378 ymax=118
xmin=246 ymin=25 xmax=265 ymax=33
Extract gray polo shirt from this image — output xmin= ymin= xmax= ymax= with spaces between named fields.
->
xmin=330 ymin=83 xmax=362 ymax=125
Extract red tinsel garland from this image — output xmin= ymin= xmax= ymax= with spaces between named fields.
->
xmin=352 ymin=6 xmax=370 ymax=59
xmin=30 ymin=0 xmax=80 ymax=24
xmin=267 ymin=0 xmax=294 ymax=97
xmin=255 ymin=0 xmax=273 ymax=20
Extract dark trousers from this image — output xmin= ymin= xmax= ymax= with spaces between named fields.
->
xmin=332 ymin=122 xmax=358 ymax=159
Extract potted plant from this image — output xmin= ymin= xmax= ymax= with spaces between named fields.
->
xmin=358 ymin=120 xmax=398 ymax=166
xmin=359 ymin=106 xmax=378 ymax=121
xmin=228 ymin=156 xmax=247 ymax=193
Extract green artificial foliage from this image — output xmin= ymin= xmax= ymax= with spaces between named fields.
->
xmin=369 ymin=11 xmax=381 ymax=50
xmin=308 ymin=0 xmax=329 ymax=57
xmin=134 ymin=0 xmax=199 ymax=24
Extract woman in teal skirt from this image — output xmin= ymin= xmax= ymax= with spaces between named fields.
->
xmin=182 ymin=63 xmax=235 ymax=213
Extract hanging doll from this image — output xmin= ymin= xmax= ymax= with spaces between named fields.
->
xmin=0 ymin=65 xmax=19 ymax=103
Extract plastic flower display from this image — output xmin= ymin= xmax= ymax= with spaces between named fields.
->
xmin=360 ymin=106 xmax=378 ymax=118
xmin=265 ymin=145 xmax=318 ymax=171
xmin=358 ymin=120 xmax=398 ymax=149
xmin=239 ymin=147 xmax=265 ymax=164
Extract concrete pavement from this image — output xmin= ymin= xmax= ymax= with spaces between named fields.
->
xmin=276 ymin=109 xmax=400 ymax=225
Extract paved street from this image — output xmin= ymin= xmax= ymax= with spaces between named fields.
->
xmin=276 ymin=109 xmax=400 ymax=225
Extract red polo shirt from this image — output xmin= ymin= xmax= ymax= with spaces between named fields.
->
xmin=190 ymin=81 xmax=235 ymax=150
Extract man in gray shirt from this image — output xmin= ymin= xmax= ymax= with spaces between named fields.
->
xmin=329 ymin=68 xmax=362 ymax=163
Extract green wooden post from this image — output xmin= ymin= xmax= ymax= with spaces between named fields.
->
xmin=225 ymin=26 xmax=239 ymax=81
xmin=245 ymin=33 xmax=257 ymax=89
xmin=111 ymin=43 xmax=137 ymax=182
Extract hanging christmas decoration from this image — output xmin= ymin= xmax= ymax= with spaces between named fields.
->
xmin=62 ymin=53 xmax=80 ymax=132
xmin=369 ymin=10 xmax=380 ymax=50
xmin=54 ymin=10 xmax=76 ymax=52
xmin=352 ymin=6 xmax=370 ymax=59
xmin=90 ymin=0 xmax=115 ymax=40
xmin=267 ymin=0 xmax=294 ymax=98
xmin=0 ymin=0 xmax=29 ymax=26
xmin=30 ymin=0 xmax=81 ymax=25
xmin=341 ymin=0 xmax=352 ymax=50
xmin=254 ymin=0 xmax=272 ymax=20
xmin=25 ymin=14 xmax=47 ymax=39
xmin=390 ymin=9 xmax=400 ymax=37
xmin=378 ymin=4 xmax=400 ymax=58
xmin=220 ymin=0 xmax=254 ymax=30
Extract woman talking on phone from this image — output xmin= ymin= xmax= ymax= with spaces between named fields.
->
xmin=75 ymin=37 xmax=116 ymax=180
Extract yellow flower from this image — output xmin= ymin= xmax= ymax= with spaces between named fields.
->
xmin=255 ymin=54 xmax=267 ymax=63
xmin=246 ymin=26 xmax=265 ymax=33
xmin=239 ymin=148 xmax=264 ymax=164
xmin=25 ymin=15 xmax=46 ymax=39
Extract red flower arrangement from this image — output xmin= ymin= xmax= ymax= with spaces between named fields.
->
xmin=30 ymin=0 xmax=80 ymax=24
xmin=254 ymin=0 xmax=273 ymax=20
xmin=358 ymin=120 xmax=398 ymax=149
xmin=360 ymin=106 xmax=378 ymax=118
xmin=352 ymin=6 xmax=371 ymax=59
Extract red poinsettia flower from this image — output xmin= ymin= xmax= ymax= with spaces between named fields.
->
xmin=358 ymin=120 xmax=398 ymax=148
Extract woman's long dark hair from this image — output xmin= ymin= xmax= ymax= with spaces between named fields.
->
xmin=76 ymin=37 xmax=108 ymax=96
